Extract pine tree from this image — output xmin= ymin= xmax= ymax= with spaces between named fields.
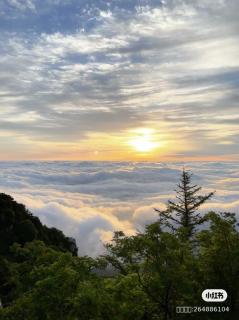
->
xmin=154 ymin=169 xmax=214 ymax=240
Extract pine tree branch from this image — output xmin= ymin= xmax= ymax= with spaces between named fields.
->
xmin=189 ymin=192 xmax=214 ymax=211
xmin=154 ymin=208 xmax=181 ymax=225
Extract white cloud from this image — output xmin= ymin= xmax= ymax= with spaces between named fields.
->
xmin=0 ymin=161 xmax=238 ymax=256
xmin=0 ymin=1 xmax=239 ymax=254
xmin=7 ymin=0 xmax=36 ymax=11
xmin=0 ymin=0 xmax=239 ymax=158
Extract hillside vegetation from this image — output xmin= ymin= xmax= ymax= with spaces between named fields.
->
xmin=0 ymin=171 xmax=238 ymax=320
xmin=0 ymin=193 xmax=77 ymax=257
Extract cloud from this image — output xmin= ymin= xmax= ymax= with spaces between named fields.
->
xmin=0 ymin=2 xmax=239 ymax=253
xmin=0 ymin=161 xmax=238 ymax=256
xmin=6 ymin=0 xmax=36 ymax=11
xmin=0 ymin=0 xmax=239 ymax=159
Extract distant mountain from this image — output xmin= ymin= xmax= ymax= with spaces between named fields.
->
xmin=0 ymin=193 xmax=77 ymax=257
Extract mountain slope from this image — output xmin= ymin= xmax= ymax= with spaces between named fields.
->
xmin=0 ymin=193 xmax=77 ymax=256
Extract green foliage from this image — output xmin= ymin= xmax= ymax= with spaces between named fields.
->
xmin=0 ymin=241 xmax=100 ymax=320
xmin=103 ymin=212 xmax=239 ymax=319
xmin=104 ymin=223 xmax=199 ymax=319
xmin=0 ymin=257 xmax=16 ymax=306
xmin=15 ymin=220 xmax=37 ymax=244
xmin=197 ymin=212 xmax=239 ymax=317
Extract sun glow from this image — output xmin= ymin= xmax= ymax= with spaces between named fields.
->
xmin=129 ymin=128 xmax=159 ymax=153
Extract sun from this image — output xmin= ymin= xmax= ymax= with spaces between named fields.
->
xmin=129 ymin=128 xmax=159 ymax=153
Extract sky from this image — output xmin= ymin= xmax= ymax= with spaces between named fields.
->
xmin=0 ymin=0 xmax=239 ymax=161
xmin=0 ymin=161 xmax=239 ymax=256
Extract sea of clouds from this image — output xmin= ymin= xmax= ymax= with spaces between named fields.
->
xmin=0 ymin=161 xmax=239 ymax=256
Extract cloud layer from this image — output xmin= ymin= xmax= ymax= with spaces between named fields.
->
xmin=0 ymin=161 xmax=238 ymax=256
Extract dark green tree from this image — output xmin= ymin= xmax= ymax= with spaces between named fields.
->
xmin=197 ymin=211 xmax=239 ymax=318
xmin=0 ymin=193 xmax=78 ymax=256
xmin=15 ymin=220 xmax=37 ymax=244
xmin=0 ymin=241 xmax=102 ymax=320
xmin=154 ymin=169 xmax=214 ymax=240
xmin=104 ymin=225 xmax=198 ymax=319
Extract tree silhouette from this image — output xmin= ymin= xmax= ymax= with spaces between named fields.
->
xmin=154 ymin=169 xmax=214 ymax=240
